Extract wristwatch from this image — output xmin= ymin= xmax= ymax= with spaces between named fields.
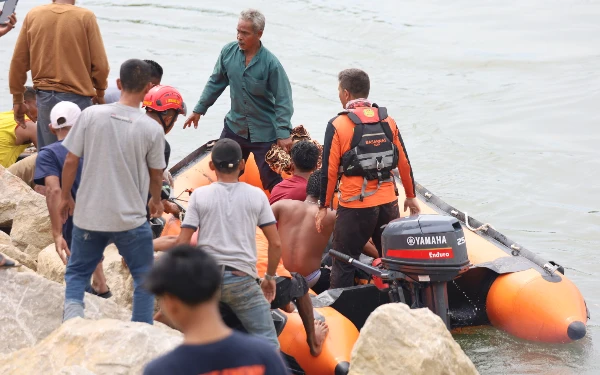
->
xmin=317 ymin=200 xmax=328 ymax=209
xmin=264 ymin=273 xmax=276 ymax=281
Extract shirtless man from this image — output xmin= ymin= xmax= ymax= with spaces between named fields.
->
xmin=271 ymin=170 xmax=378 ymax=293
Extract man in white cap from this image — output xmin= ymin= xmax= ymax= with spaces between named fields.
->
xmin=34 ymin=101 xmax=111 ymax=297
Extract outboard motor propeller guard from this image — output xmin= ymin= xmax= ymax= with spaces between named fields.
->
xmin=381 ymin=215 xmax=471 ymax=328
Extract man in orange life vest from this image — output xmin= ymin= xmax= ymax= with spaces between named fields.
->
xmin=316 ymin=69 xmax=421 ymax=289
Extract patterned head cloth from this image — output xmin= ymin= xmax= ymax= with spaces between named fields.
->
xmin=265 ymin=125 xmax=323 ymax=175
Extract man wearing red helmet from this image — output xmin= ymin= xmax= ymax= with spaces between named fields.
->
xmin=143 ymin=85 xmax=187 ymax=220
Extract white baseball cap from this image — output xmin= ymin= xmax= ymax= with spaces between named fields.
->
xmin=50 ymin=101 xmax=82 ymax=129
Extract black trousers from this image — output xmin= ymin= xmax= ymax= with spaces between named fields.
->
xmin=330 ymin=201 xmax=400 ymax=289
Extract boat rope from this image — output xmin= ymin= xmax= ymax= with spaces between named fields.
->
xmin=450 ymin=210 xmax=495 ymax=232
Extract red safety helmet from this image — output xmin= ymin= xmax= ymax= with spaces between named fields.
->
xmin=143 ymin=85 xmax=186 ymax=115
xmin=143 ymin=85 xmax=187 ymax=134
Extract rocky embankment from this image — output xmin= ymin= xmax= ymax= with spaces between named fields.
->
xmin=1 ymin=165 xmax=478 ymax=374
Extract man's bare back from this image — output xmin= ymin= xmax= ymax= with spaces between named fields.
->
xmin=272 ymin=200 xmax=335 ymax=277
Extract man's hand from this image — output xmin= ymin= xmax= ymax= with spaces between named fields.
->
xmin=315 ymin=207 xmax=328 ymax=233
xmin=59 ymin=195 xmax=76 ymax=224
xmin=93 ymin=96 xmax=106 ymax=105
xmin=13 ymin=103 xmax=30 ymax=129
xmin=277 ymin=137 xmax=293 ymax=153
xmin=153 ymin=235 xmax=178 ymax=252
xmin=260 ymin=278 xmax=276 ymax=303
xmin=148 ymin=197 xmax=164 ymax=218
xmin=183 ymin=112 xmax=202 ymax=129
xmin=162 ymin=200 xmax=181 ymax=216
xmin=54 ymin=235 xmax=71 ymax=265
xmin=0 ymin=13 xmax=17 ymax=38
xmin=404 ymin=197 xmax=421 ymax=216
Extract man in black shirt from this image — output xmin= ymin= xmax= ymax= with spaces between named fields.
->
xmin=143 ymin=245 xmax=289 ymax=375
xmin=142 ymin=85 xmax=186 ymax=228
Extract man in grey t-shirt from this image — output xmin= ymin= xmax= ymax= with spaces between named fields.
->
xmin=60 ymin=59 xmax=166 ymax=324
xmin=176 ymin=139 xmax=282 ymax=350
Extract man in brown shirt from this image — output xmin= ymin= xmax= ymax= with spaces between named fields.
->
xmin=9 ymin=0 xmax=110 ymax=149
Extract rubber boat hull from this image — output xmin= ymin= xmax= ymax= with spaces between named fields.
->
xmin=162 ymin=140 xmax=588 ymax=374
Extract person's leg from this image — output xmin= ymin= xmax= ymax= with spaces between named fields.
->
xmin=311 ymin=268 xmax=331 ymax=295
xmin=247 ymin=141 xmax=283 ymax=191
xmin=220 ymin=121 xmax=251 ymax=172
xmin=220 ymin=272 xmax=279 ymax=350
xmin=7 ymin=154 xmax=37 ymax=189
xmin=330 ymin=206 xmax=379 ymax=289
xmin=63 ymin=226 xmax=109 ymax=321
xmin=371 ymin=201 xmax=401 ymax=257
xmin=91 ymin=262 xmax=110 ymax=295
xmin=0 ymin=254 xmax=18 ymax=268
xmin=113 ymin=222 xmax=155 ymax=324
xmin=35 ymin=91 xmax=58 ymax=148
xmin=284 ymin=273 xmax=328 ymax=357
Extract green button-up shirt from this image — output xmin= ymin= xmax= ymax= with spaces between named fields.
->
xmin=194 ymin=42 xmax=294 ymax=143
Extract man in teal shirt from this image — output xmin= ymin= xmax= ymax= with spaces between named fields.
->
xmin=184 ymin=9 xmax=294 ymax=191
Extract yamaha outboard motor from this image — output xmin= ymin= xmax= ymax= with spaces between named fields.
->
xmin=381 ymin=215 xmax=470 ymax=328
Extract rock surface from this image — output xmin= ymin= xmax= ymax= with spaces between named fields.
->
xmin=0 ymin=269 xmax=131 ymax=355
xmin=0 ymin=318 xmax=182 ymax=375
xmin=10 ymin=193 xmax=53 ymax=251
xmin=348 ymin=303 xmax=479 ymax=375
xmin=0 ymin=230 xmax=11 ymax=246
xmin=0 ymin=165 xmax=34 ymax=226
xmin=37 ymin=244 xmax=66 ymax=283
xmin=0 ymin=244 xmax=37 ymax=270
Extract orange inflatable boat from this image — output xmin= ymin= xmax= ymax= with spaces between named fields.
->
xmin=162 ymin=140 xmax=588 ymax=375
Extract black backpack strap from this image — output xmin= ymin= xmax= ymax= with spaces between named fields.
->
xmin=378 ymin=107 xmax=388 ymax=120
xmin=350 ymin=124 xmax=364 ymax=148
xmin=346 ymin=111 xmax=362 ymax=126
xmin=375 ymin=107 xmax=393 ymax=142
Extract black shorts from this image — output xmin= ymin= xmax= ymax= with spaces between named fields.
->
xmin=270 ymin=272 xmax=309 ymax=310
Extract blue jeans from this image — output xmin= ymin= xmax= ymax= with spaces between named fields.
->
xmin=36 ymin=90 xmax=93 ymax=148
xmin=220 ymin=271 xmax=279 ymax=350
xmin=220 ymin=123 xmax=283 ymax=191
xmin=63 ymin=222 xmax=155 ymax=324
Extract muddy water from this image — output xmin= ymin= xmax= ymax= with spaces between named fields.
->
xmin=1 ymin=0 xmax=599 ymax=373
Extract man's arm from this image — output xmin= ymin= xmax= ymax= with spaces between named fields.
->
xmin=389 ymin=118 xmax=420 ymax=215
xmin=59 ymin=153 xmax=80 ymax=222
xmin=320 ymin=120 xmax=341 ymax=208
xmin=9 ymin=14 xmax=29 ymax=106
xmin=45 ymin=176 xmax=63 ymax=239
xmin=260 ymin=223 xmax=280 ymax=302
xmin=86 ymin=14 xmax=110 ymax=101
xmin=267 ymin=63 xmax=294 ymax=141
xmin=9 ymin=14 xmax=32 ymax=126
xmin=193 ymin=48 xmax=230 ymax=115
xmin=362 ymin=239 xmax=379 ymax=259
xmin=45 ymin=176 xmax=71 ymax=264
xmin=177 ymin=191 xmax=201 ymax=245
xmin=261 ymin=223 xmax=282 ymax=277
xmin=14 ymin=121 xmax=37 ymax=149
xmin=176 ymin=228 xmax=195 ymax=245
xmin=148 ymin=168 xmax=164 ymax=218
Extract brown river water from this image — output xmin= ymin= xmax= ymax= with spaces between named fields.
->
xmin=1 ymin=1 xmax=599 ymax=373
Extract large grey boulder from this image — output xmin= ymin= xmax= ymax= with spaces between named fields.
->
xmin=0 ymin=318 xmax=182 ymax=375
xmin=0 ymin=244 xmax=37 ymax=270
xmin=37 ymin=243 xmax=66 ymax=283
xmin=0 ymin=165 xmax=33 ymax=227
xmin=348 ymin=303 xmax=479 ymax=375
xmin=0 ymin=269 xmax=131 ymax=355
xmin=10 ymin=193 xmax=53 ymax=251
